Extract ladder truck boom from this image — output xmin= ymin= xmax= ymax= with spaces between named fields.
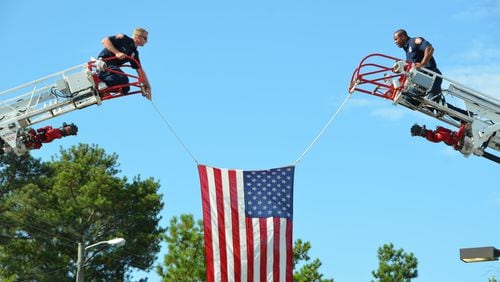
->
xmin=349 ymin=53 xmax=500 ymax=163
xmin=0 ymin=56 xmax=147 ymax=155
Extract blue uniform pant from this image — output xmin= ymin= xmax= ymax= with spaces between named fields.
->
xmin=425 ymin=68 xmax=443 ymax=103
xmin=98 ymin=65 xmax=130 ymax=93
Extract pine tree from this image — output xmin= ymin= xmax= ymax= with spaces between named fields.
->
xmin=0 ymin=144 xmax=165 ymax=281
xmin=371 ymin=243 xmax=418 ymax=282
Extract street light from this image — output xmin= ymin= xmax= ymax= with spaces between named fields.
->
xmin=460 ymin=246 xmax=500 ymax=263
xmin=76 ymin=237 xmax=126 ymax=282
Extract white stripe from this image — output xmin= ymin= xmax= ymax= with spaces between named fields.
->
xmin=221 ymin=169 xmax=234 ymax=282
xmin=207 ymin=167 xmax=221 ymax=282
xmin=253 ymin=219 xmax=261 ymax=282
xmin=266 ymin=218 xmax=274 ymax=282
xmin=279 ymin=218 xmax=287 ymax=282
xmin=236 ymin=170 xmax=248 ymax=282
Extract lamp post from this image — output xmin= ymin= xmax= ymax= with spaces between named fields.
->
xmin=76 ymin=237 xmax=126 ymax=282
xmin=460 ymin=246 xmax=500 ymax=263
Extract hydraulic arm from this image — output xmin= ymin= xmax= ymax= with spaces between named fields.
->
xmin=349 ymin=53 xmax=500 ymax=163
xmin=0 ymin=56 xmax=147 ymax=155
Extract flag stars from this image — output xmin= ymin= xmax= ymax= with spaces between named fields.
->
xmin=244 ymin=167 xmax=294 ymax=220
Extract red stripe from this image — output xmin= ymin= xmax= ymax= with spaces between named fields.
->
xmin=246 ymin=217 xmax=254 ymax=282
xmin=200 ymin=166 xmax=295 ymax=282
xmin=213 ymin=168 xmax=228 ymax=282
xmin=273 ymin=218 xmax=280 ymax=282
xmin=228 ymin=170 xmax=241 ymax=282
xmin=259 ymin=219 xmax=267 ymax=282
xmin=198 ymin=165 xmax=214 ymax=282
xmin=286 ymin=220 xmax=293 ymax=282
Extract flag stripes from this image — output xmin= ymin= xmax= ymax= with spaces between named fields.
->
xmin=198 ymin=165 xmax=294 ymax=282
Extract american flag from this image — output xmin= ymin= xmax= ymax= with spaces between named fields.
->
xmin=198 ymin=164 xmax=295 ymax=282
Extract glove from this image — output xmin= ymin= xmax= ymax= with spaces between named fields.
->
xmin=410 ymin=124 xmax=427 ymax=137
xmin=95 ymin=59 xmax=107 ymax=72
xmin=60 ymin=123 xmax=78 ymax=136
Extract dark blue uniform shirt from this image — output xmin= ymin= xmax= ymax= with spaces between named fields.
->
xmin=403 ymin=37 xmax=438 ymax=71
xmin=98 ymin=35 xmax=140 ymax=69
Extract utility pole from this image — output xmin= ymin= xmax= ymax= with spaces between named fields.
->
xmin=74 ymin=238 xmax=125 ymax=281
xmin=76 ymin=242 xmax=85 ymax=282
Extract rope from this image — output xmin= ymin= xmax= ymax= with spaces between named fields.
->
xmin=149 ymin=92 xmax=350 ymax=167
xmin=294 ymin=94 xmax=351 ymax=165
xmin=149 ymin=100 xmax=199 ymax=164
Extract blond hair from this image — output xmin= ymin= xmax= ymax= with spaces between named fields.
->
xmin=133 ymin=27 xmax=148 ymax=37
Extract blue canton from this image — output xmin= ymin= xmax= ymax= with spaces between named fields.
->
xmin=243 ymin=166 xmax=294 ymax=220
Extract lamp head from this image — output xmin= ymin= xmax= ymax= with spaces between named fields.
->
xmin=460 ymin=247 xmax=500 ymax=263
xmin=107 ymin=238 xmax=126 ymax=247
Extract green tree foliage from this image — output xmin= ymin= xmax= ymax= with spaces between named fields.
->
xmin=293 ymin=239 xmax=334 ymax=282
xmin=371 ymin=243 xmax=418 ymax=282
xmin=489 ymin=276 xmax=498 ymax=282
xmin=0 ymin=268 xmax=16 ymax=282
xmin=0 ymin=144 xmax=165 ymax=281
xmin=156 ymin=214 xmax=334 ymax=282
xmin=156 ymin=214 xmax=206 ymax=281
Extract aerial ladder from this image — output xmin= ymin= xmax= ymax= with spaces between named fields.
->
xmin=0 ymin=56 xmax=148 ymax=155
xmin=349 ymin=53 xmax=500 ymax=163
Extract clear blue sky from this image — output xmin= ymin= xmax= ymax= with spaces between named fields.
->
xmin=2 ymin=1 xmax=499 ymax=281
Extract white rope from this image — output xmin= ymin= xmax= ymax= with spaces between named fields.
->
xmin=149 ymin=100 xmax=199 ymax=164
xmin=294 ymin=94 xmax=351 ymax=165
xmin=149 ymin=92 xmax=350 ymax=166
